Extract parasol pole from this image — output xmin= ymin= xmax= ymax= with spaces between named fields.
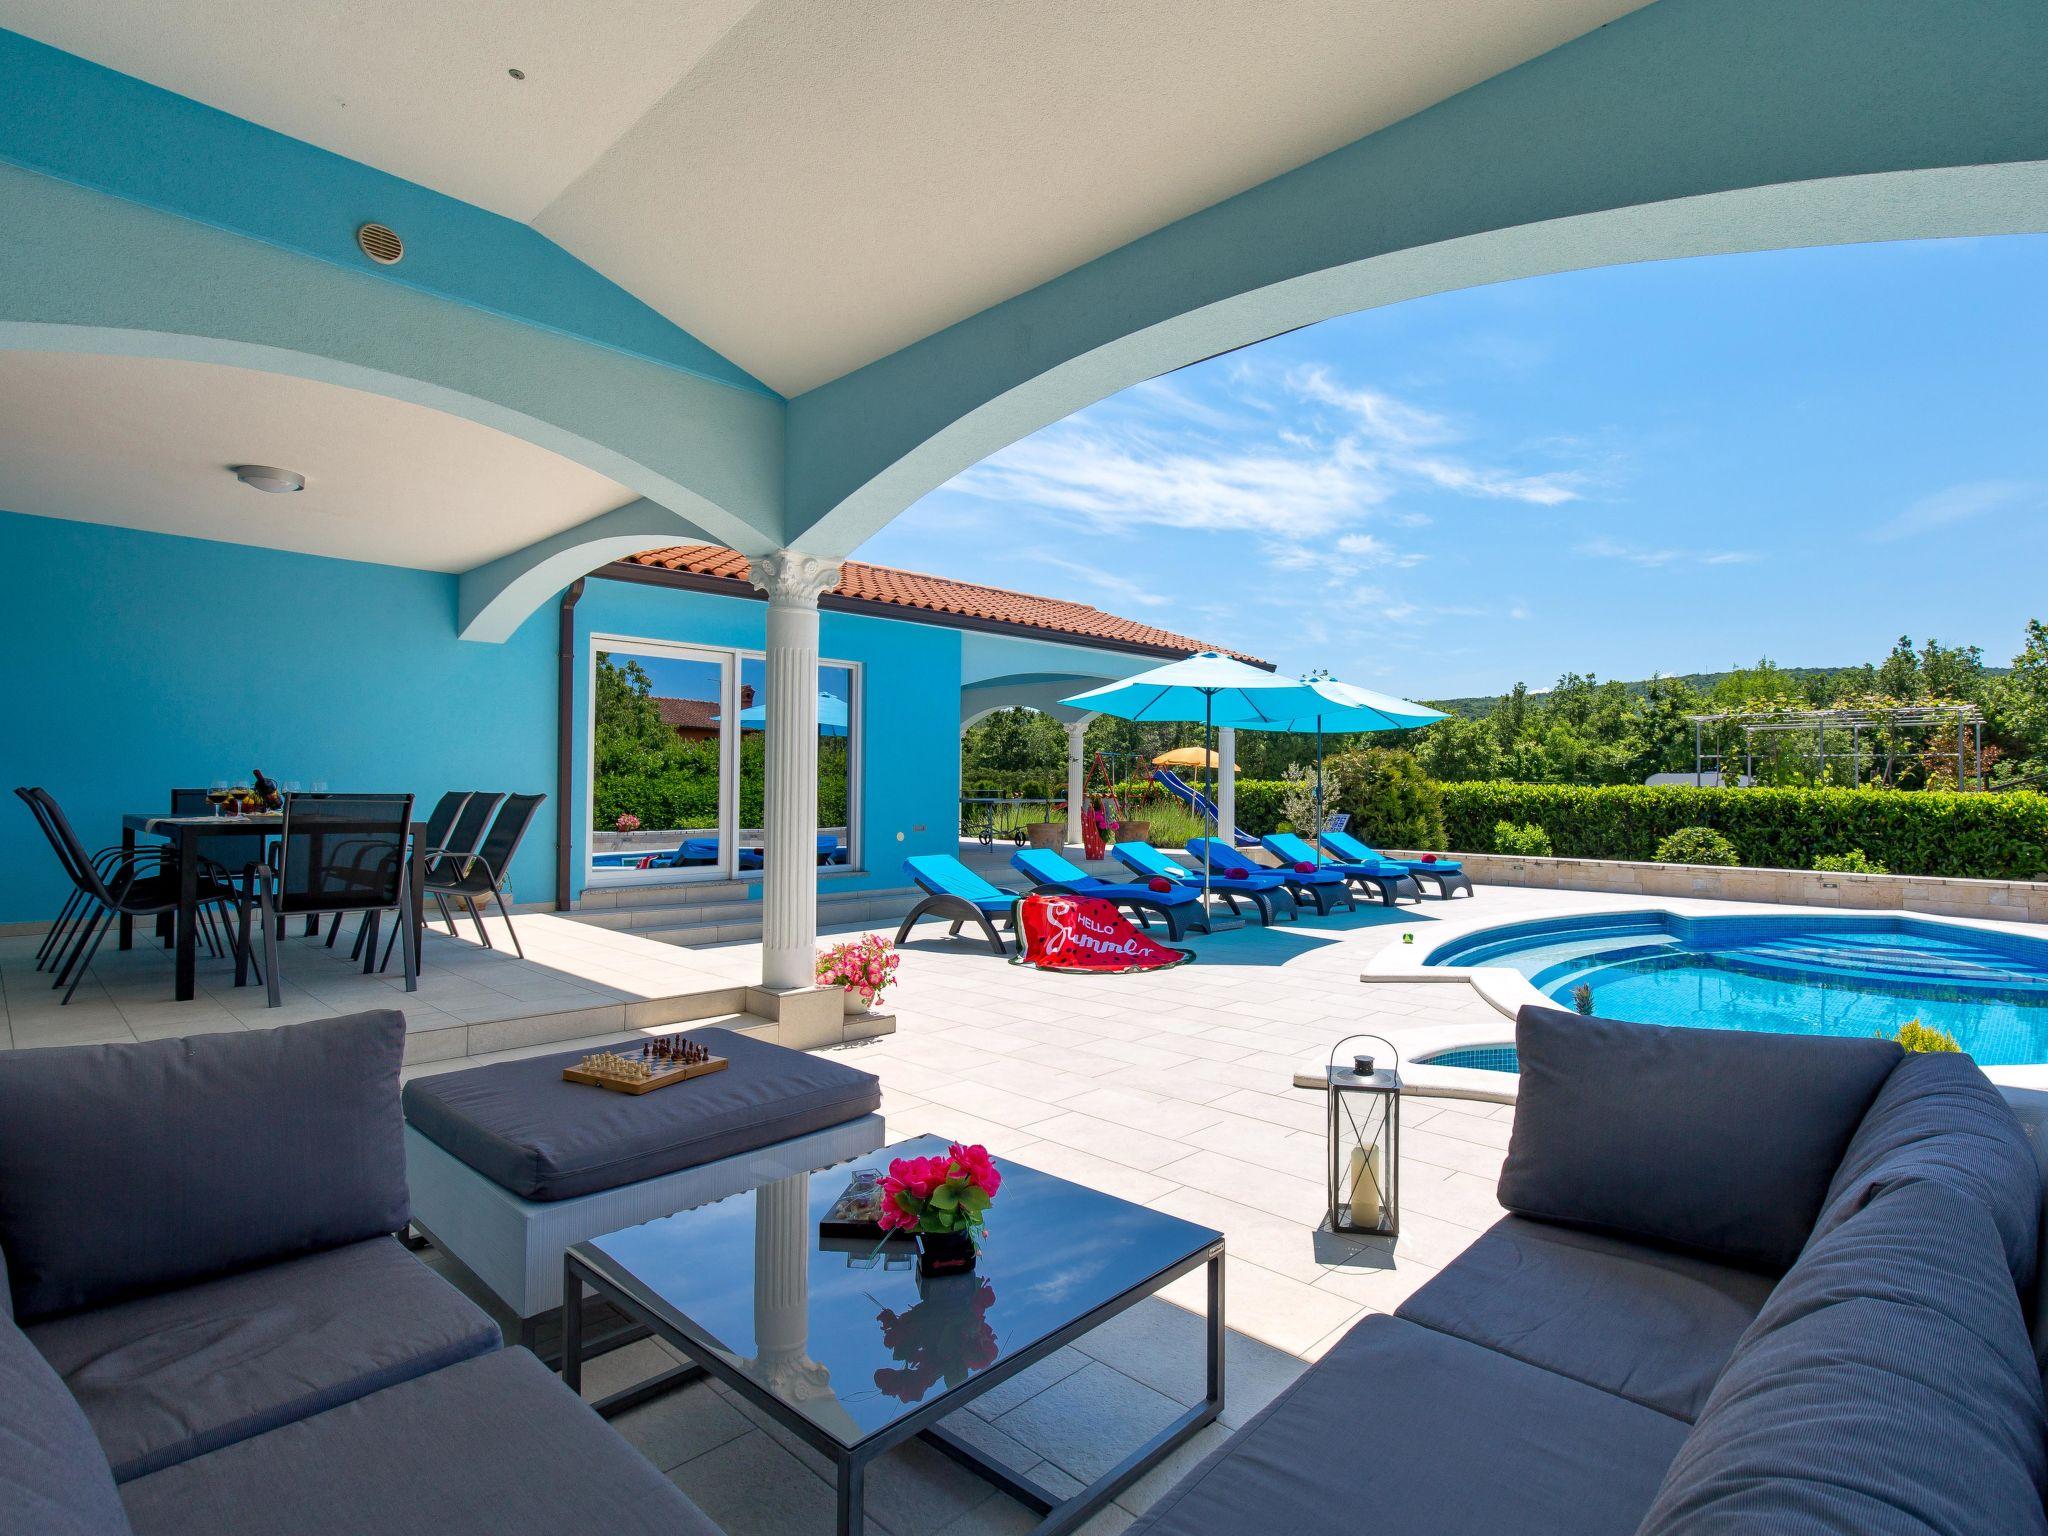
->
xmin=1202 ymin=688 xmax=1215 ymax=908
xmin=1313 ymin=715 xmax=1325 ymax=865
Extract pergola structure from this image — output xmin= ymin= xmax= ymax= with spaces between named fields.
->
xmin=1688 ymin=704 xmax=1988 ymax=791
xmin=4 ymin=2 xmax=2047 ymax=1001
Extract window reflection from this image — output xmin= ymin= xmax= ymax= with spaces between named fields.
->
xmin=738 ymin=659 xmax=856 ymax=869
xmin=590 ymin=648 xmax=728 ymax=872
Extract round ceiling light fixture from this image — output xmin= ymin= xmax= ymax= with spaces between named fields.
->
xmin=231 ymin=465 xmax=306 ymax=494
xmin=507 ymin=67 xmax=525 ymax=79
xmin=356 ymin=222 xmax=404 ymax=264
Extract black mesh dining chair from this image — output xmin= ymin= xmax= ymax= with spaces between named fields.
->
xmin=412 ymin=792 xmax=543 ymax=960
xmin=339 ymin=789 xmax=471 ymax=961
xmin=236 ymin=792 xmax=416 ymax=1007
xmin=17 ymin=788 xmax=241 ymax=1004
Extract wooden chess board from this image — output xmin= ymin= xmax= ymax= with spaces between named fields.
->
xmin=562 ymin=1046 xmax=729 ymax=1095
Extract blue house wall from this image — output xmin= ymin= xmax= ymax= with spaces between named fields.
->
xmin=0 ymin=509 xmax=962 ymax=925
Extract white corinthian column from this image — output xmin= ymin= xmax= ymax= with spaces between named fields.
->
xmin=1065 ymin=719 xmax=1088 ymax=849
xmin=748 ymin=551 xmax=842 ymax=991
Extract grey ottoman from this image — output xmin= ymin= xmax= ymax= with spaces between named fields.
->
xmin=402 ymin=1028 xmax=883 ymax=1342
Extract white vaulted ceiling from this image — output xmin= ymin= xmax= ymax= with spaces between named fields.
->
xmin=0 ymin=353 xmax=639 ymax=571
xmin=1 ymin=0 xmax=1649 ymax=395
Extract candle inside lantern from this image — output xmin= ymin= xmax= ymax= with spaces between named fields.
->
xmin=1346 ymin=1143 xmax=1384 ymax=1226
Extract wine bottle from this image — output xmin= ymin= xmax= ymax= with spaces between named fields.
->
xmin=252 ymin=769 xmax=281 ymax=810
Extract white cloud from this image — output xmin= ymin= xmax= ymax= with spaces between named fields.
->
xmin=953 ymin=363 xmax=1587 ymax=547
xmin=1576 ymin=536 xmax=1757 ymax=569
xmin=955 ymin=426 xmax=1389 ymax=538
xmin=1021 ymin=553 xmax=1168 ymax=609
xmin=1874 ymin=479 xmax=2039 ymax=541
xmin=1286 ymin=365 xmax=1454 ymax=448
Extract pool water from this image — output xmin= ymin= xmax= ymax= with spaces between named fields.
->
xmin=1425 ymin=912 xmax=2048 ymax=1065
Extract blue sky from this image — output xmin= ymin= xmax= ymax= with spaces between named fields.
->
xmin=855 ymin=235 xmax=2048 ymax=699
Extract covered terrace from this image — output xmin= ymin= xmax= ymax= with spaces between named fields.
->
xmin=4 ymin=6 xmax=2048 ymax=1536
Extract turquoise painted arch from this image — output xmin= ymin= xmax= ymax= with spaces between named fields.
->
xmin=782 ymin=0 xmax=2048 ymax=556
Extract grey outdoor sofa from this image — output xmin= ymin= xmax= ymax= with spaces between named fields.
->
xmin=0 ymin=1009 xmax=720 ymax=1536
xmin=1130 ymin=1003 xmax=2048 ymax=1536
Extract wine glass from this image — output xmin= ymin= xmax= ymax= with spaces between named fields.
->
xmin=207 ymin=779 xmax=232 ymax=819
xmin=227 ymin=784 xmax=252 ymax=819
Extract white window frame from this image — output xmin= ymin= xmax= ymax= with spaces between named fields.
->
xmin=586 ymin=636 xmax=737 ymax=886
xmin=585 ymin=637 xmax=864 ymax=887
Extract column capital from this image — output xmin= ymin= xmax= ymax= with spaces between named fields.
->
xmin=747 ymin=550 xmax=842 ymax=608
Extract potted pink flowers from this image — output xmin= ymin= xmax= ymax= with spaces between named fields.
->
xmin=614 ymin=812 xmax=641 ymax=834
xmin=815 ymin=934 xmax=899 ymax=1014
xmin=877 ymin=1142 xmax=1001 ymax=1276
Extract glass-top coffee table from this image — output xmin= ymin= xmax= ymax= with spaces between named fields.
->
xmin=563 ymin=1135 xmax=1225 ymax=1536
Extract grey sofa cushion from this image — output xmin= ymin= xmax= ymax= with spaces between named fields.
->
xmin=403 ymin=1027 xmax=881 ymax=1200
xmin=1396 ymin=1215 xmax=1776 ymax=1421
xmin=1126 ymin=1313 xmax=1688 ymax=1536
xmin=1639 ymin=1178 xmax=2048 ymax=1535
xmin=0 ymin=1313 xmax=133 ymax=1536
xmin=28 ymin=1237 xmax=500 ymax=1482
xmin=1498 ymin=1005 xmax=1901 ymax=1272
xmin=1813 ymin=1050 xmax=2041 ymax=1292
xmin=0 ymin=1011 xmax=411 ymax=1321
xmin=119 ymin=1346 xmax=720 ymax=1536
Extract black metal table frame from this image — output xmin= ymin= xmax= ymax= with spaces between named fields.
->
xmin=563 ymin=1237 xmax=1225 ymax=1536
xmin=117 ymin=814 xmax=427 ymax=1002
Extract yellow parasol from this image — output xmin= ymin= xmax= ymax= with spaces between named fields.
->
xmin=1151 ymin=746 xmax=1220 ymax=770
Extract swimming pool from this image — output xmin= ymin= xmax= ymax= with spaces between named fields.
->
xmin=1424 ymin=911 xmax=2048 ymax=1065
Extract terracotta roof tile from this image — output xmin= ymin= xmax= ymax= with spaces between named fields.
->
xmin=622 ymin=547 xmax=1268 ymax=667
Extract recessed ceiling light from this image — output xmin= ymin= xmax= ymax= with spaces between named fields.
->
xmin=231 ymin=465 xmax=305 ymax=494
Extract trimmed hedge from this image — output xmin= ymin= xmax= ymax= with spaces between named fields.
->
xmin=1440 ymin=783 xmax=2048 ymax=881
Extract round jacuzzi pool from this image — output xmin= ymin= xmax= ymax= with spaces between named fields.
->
xmin=1423 ymin=912 xmax=2048 ymax=1065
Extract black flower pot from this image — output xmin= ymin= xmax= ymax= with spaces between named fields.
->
xmin=916 ymin=1229 xmax=977 ymax=1278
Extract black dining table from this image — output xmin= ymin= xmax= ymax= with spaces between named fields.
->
xmin=118 ymin=813 xmax=428 ymax=1002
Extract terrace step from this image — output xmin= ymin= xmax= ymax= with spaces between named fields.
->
xmin=575 ymin=879 xmax=755 ymax=912
xmin=564 ymin=886 xmax=919 ymax=951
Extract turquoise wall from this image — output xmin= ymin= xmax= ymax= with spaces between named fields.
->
xmin=0 ymin=510 xmax=963 ymax=923
xmin=0 ymin=510 xmax=556 ymax=924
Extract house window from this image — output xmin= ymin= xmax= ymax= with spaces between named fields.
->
xmin=589 ymin=635 xmax=859 ymax=881
xmin=737 ymin=656 xmax=860 ymax=873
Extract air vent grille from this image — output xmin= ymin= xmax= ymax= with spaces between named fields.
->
xmin=356 ymin=223 xmax=404 ymax=265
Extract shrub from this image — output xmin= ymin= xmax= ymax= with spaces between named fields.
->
xmin=1813 ymin=848 xmax=1889 ymax=875
xmin=1438 ymin=783 xmax=2048 ymax=880
xmin=1278 ymin=762 xmax=1346 ymax=834
xmin=1893 ymin=1019 xmax=1962 ymax=1053
xmin=1328 ymin=748 xmax=1446 ymax=849
xmin=1654 ymin=826 xmax=1740 ymax=867
xmin=1492 ymin=820 xmax=1553 ymax=857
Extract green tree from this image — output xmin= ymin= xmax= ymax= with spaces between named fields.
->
xmin=1877 ymin=635 xmax=1920 ymax=699
xmin=1416 ymin=715 xmax=1504 ymax=782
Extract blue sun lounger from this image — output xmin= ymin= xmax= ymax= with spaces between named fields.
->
xmin=1111 ymin=840 xmax=1297 ymax=926
xmin=896 ymin=855 xmax=1022 ymax=954
xmin=1321 ymin=828 xmax=1473 ymax=898
xmin=1010 ymin=847 xmax=1213 ymax=942
xmin=1259 ymin=831 xmax=1421 ymax=907
xmin=1187 ymin=838 xmax=1357 ymax=916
